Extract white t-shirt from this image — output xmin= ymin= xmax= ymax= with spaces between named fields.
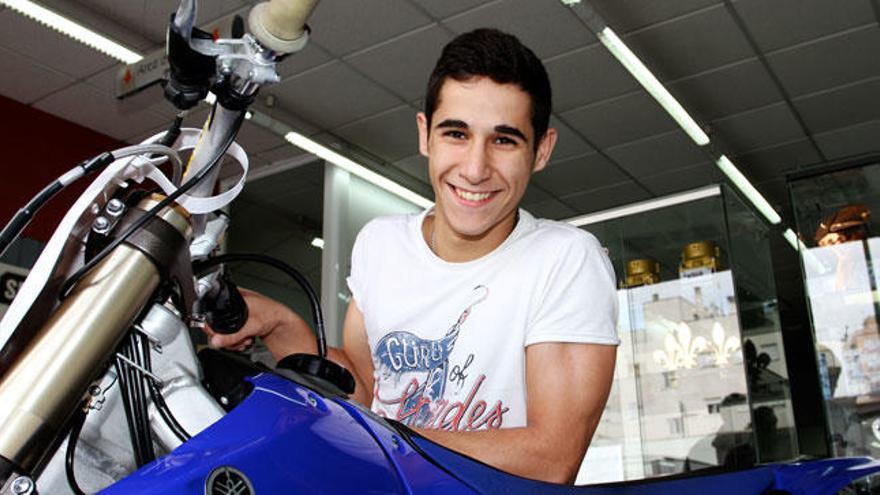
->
xmin=347 ymin=209 xmax=618 ymax=432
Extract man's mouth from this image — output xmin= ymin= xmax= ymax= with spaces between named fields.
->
xmin=451 ymin=185 xmax=496 ymax=204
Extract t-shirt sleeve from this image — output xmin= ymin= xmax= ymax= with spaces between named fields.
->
xmin=524 ymin=232 xmax=620 ymax=347
xmin=346 ymin=222 xmax=371 ymax=313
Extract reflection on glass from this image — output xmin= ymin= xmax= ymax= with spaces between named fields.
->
xmin=791 ymin=163 xmax=880 ymax=459
xmin=575 ymin=185 xmax=797 ymax=483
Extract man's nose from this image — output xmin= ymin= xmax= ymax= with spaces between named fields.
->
xmin=459 ymin=142 xmax=491 ymax=184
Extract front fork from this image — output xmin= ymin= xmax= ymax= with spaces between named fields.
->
xmin=0 ymin=198 xmax=192 ymax=488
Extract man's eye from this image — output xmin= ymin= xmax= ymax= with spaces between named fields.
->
xmin=495 ymin=136 xmax=518 ymax=145
xmin=444 ymin=130 xmax=466 ymax=139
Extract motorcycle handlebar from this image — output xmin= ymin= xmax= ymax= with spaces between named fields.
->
xmin=248 ymin=0 xmax=320 ymax=54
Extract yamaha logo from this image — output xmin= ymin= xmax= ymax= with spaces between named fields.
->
xmin=205 ymin=466 xmax=254 ymax=495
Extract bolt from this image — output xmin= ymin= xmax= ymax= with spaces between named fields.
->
xmin=11 ymin=476 xmax=34 ymax=494
xmin=92 ymin=216 xmax=110 ymax=233
xmin=391 ymin=436 xmax=401 ymax=450
xmin=106 ymin=198 xmax=124 ymax=216
xmin=307 ymin=395 xmax=317 ymax=407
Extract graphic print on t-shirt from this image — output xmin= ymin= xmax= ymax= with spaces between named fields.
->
xmin=372 ymin=285 xmax=509 ymax=430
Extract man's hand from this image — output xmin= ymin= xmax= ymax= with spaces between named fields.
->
xmin=202 ymin=288 xmax=317 ymax=360
xmin=203 ymin=291 xmax=376 ymax=407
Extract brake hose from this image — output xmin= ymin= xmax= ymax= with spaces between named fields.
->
xmin=194 ymin=253 xmax=327 ymax=359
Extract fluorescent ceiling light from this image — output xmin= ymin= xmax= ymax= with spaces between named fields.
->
xmin=566 ymin=185 xmax=720 ymax=227
xmin=596 ymin=27 xmax=709 ymax=147
xmin=782 ymin=229 xmax=801 ymax=251
xmin=715 ymin=155 xmax=782 ymax=225
xmin=1 ymin=0 xmax=142 ymax=64
xmin=311 ymin=237 xmax=324 ymax=249
xmin=285 ymin=131 xmax=434 ymax=209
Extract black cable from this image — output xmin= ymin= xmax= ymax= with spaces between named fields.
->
xmin=0 ymin=152 xmax=114 ymax=259
xmin=113 ymin=356 xmax=145 ymax=467
xmin=147 ymin=379 xmax=192 ymax=443
xmin=195 ymin=253 xmax=327 ymax=358
xmin=59 ymin=110 xmax=246 ymax=300
xmin=65 ymin=402 xmax=89 ymax=495
xmin=130 ymin=338 xmax=155 ymax=463
xmin=139 ymin=330 xmax=191 ymax=442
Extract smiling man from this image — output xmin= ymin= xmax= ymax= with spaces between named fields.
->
xmin=209 ymin=28 xmax=619 ymax=484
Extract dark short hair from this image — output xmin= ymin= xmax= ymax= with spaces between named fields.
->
xmin=424 ymin=28 xmax=552 ymax=149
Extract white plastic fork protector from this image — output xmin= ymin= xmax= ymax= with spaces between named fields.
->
xmin=0 ymin=129 xmax=247 ymax=345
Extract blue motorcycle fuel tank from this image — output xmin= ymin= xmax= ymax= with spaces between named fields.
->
xmin=103 ymin=372 xmax=880 ymax=494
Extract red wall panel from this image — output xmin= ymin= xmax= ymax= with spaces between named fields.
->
xmin=0 ymin=94 xmax=125 ymax=242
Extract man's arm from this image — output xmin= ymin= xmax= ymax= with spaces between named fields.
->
xmin=206 ymin=290 xmax=375 ymax=405
xmin=418 ymin=342 xmax=616 ymax=484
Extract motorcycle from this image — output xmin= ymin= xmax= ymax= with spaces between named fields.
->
xmin=1 ymin=0 xmax=879 ymax=493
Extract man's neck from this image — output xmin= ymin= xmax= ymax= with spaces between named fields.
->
xmin=424 ymin=210 xmax=518 ymax=263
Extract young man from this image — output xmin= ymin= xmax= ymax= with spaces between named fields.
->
xmin=208 ymin=29 xmax=618 ymax=484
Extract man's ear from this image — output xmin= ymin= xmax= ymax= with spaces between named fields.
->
xmin=417 ymin=112 xmax=429 ymax=157
xmin=532 ymin=127 xmax=558 ymax=173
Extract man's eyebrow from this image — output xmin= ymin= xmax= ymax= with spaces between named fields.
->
xmin=435 ymin=119 xmax=468 ymax=129
xmin=495 ymin=125 xmax=528 ymax=142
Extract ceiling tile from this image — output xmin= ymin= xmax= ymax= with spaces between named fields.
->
xmin=443 ymin=0 xmax=591 ymax=59
xmin=521 ymin=198 xmax=577 ymax=220
xmin=33 ymin=83 xmax=169 ymax=141
xmin=605 ymin=130 xmax=706 ymax=178
xmin=277 ymin=43 xmax=335 ymax=80
xmin=544 ymin=43 xmax=639 ymax=113
xmin=234 ymin=121 xmax=287 ymax=155
xmin=522 ymin=183 xmax=554 ymax=205
xmin=269 ymin=61 xmax=402 ymax=129
xmin=591 ymin=0 xmax=721 ymax=33
xmin=624 ymin=4 xmax=753 ymax=81
xmin=84 ymin=65 xmax=175 ymax=118
xmin=549 ymin=116 xmax=594 ymax=160
xmin=392 ymin=153 xmax=430 ymax=185
xmin=813 ymin=119 xmax=880 ymax=161
xmin=334 ymin=106 xmax=419 ymax=162
xmin=408 ymin=0 xmax=494 ymax=19
xmin=308 ymin=0 xmax=432 ymax=57
xmin=560 ymin=92 xmax=678 ymax=149
xmin=535 ymin=153 xmax=629 ymax=197
xmin=257 ymin=144 xmax=303 ymax=164
xmin=562 ymin=180 xmax=653 ymax=213
xmin=345 ymin=25 xmax=452 ymax=102
xmin=0 ymin=45 xmax=75 ymax=104
xmin=767 ymin=27 xmax=880 ymax=98
xmin=733 ymin=139 xmax=822 ymax=182
xmin=640 ymin=162 xmax=721 ymax=196
xmin=793 ymin=77 xmax=880 ymax=134
xmin=74 ymin=0 xmax=246 ymax=44
xmin=668 ymin=59 xmax=780 ymax=121
xmin=0 ymin=10 xmax=117 ymax=79
xmin=731 ymin=0 xmax=875 ymax=52
xmin=709 ymin=102 xmax=804 ymax=152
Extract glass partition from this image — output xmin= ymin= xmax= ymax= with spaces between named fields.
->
xmin=789 ymin=160 xmax=880 ymax=458
xmin=573 ymin=184 xmax=797 ymax=483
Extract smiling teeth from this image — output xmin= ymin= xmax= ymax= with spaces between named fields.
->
xmin=456 ymin=189 xmax=491 ymax=202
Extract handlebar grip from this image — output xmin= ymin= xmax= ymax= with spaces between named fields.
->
xmin=248 ymin=0 xmax=320 ymax=54
xmin=203 ymin=274 xmax=249 ymax=334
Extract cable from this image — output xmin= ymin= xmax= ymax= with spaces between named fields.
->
xmin=0 ymin=142 xmax=182 ymax=260
xmin=0 ymin=152 xmax=114 ymax=259
xmin=59 ymin=110 xmax=245 ymax=300
xmin=140 ymin=331 xmax=191 ymax=442
xmin=194 ymin=253 xmax=327 ymax=358
xmin=65 ymin=402 xmax=89 ymax=495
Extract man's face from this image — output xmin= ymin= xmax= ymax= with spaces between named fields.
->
xmin=417 ymin=76 xmax=556 ymax=241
